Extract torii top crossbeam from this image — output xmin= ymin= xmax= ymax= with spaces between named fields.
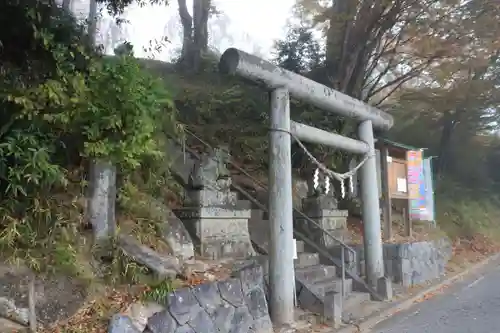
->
xmin=219 ymin=48 xmax=394 ymax=131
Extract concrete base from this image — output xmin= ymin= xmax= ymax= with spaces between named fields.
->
xmin=376 ymin=276 xmax=393 ymax=301
xmin=297 ymin=196 xmax=350 ymax=249
xmin=323 ymin=291 xmax=342 ymax=328
xmin=174 ymin=200 xmax=255 ymax=260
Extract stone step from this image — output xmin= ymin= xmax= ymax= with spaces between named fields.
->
xmin=312 ymin=277 xmax=353 ymax=296
xmin=295 ymin=240 xmax=305 ymax=253
xmin=343 ymin=291 xmax=371 ymax=310
xmin=294 ymin=252 xmax=320 ymax=268
xmin=295 ymin=265 xmax=336 ymax=283
xmin=341 ymin=291 xmax=372 ymax=323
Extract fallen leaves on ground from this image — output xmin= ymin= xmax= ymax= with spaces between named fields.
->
xmin=41 ymin=262 xmax=232 ymax=333
xmin=42 ymin=287 xmax=140 ymax=333
xmin=413 ymin=283 xmax=451 ymax=304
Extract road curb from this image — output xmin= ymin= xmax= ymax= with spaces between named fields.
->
xmin=336 ymin=252 xmax=500 ymax=333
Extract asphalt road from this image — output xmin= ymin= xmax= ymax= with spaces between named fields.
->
xmin=371 ymin=259 xmax=500 ymax=333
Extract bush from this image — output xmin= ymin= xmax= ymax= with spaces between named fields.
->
xmin=81 ymin=49 xmax=177 ymax=170
xmin=0 ymin=0 xmax=178 ymax=269
xmin=435 ymin=180 xmax=500 ymax=241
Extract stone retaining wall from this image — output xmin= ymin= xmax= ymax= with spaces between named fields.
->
xmin=109 ymin=263 xmax=273 ymax=333
xmin=385 ymin=239 xmax=452 ymax=287
xmin=339 ymin=239 xmax=452 ymax=288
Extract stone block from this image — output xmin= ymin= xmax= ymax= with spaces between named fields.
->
xmin=200 ymin=239 xmax=255 ymax=260
xmin=237 ymin=264 xmax=264 ymax=294
xmin=191 ymin=282 xmax=223 ymax=316
xmin=0 ymin=296 xmax=29 ymax=326
xmin=218 ymin=278 xmax=245 ymax=307
xmin=188 ymin=309 xmax=217 ymax=333
xmin=384 ymin=244 xmax=399 ymax=260
xmin=87 ymin=159 xmax=116 ymax=243
xmin=167 ymin=288 xmax=202 ymax=325
xmin=251 ymin=316 xmax=273 ymax=333
xmin=108 ymin=265 xmax=274 ymax=333
xmin=302 ymin=196 xmax=341 ymax=214
xmin=384 ymin=259 xmax=393 ymax=279
xmin=117 ymin=234 xmax=180 ymax=279
xmin=245 ymin=287 xmax=269 ymax=319
xmin=298 ymin=198 xmax=349 ymax=250
xmin=380 ymin=239 xmax=453 ymax=287
xmin=175 ymin=325 xmax=196 ymax=333
xmin=358 ymin=260 xmax=366 ymax=278
xmin=186 ymin=189 xmax=238 ymax=207
xmin=297 ymin=285 xmax=323 ymax=314
xmin=323 ymin=291 xmax=342 ymax=328
xmin=123 ymin=302 xmax=164 ymax=332
xmin=175 ymin=205 xmax=255 ymax=259
xmin=212 ymin=303 xmax=236 ymax=333
xmin=376 ymin=277 xmax=393 ymax=301
xmin=401 ymin=272 xmax=412 ymax=287
xmin=109 ymin=314 xmax=140 ymax=333
xmin=229 ymin=306 xmax=253 ymax=333
xmin=147 ymin=310 xmax=178 ymax=333
xmin=197 ymin=217 xmax=251 ymax=240
xmin=221 ymin=239 xmax=255 ymax=258
xmin=139 ymin=197 xmax=194 ymax=260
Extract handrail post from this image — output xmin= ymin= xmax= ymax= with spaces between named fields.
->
xmin=268 ymin=87 xmax=295 ymax=326
xmin=341 ymin=246 xmax=345 ymax=305
xmin=358 ymin=120 xmax=384 ymax=288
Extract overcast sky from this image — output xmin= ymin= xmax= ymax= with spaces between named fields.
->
xmin=73 ymin=0 xmax=297 ymax=60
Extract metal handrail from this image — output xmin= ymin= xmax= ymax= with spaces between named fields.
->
xmin=183 ymin=128 xmax=357 ymax=256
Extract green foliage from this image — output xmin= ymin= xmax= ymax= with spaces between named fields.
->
xmin=142 ymin=278 xmax=178 ymax=303
xmin=81 ymin=52 xmax=176 ymax=170
xmin=97 ymin=0 xmax=169 ymax=16
xmin=435 ymin=180 xmax=500 ymax=240
xmin=274 ymin=26 xmax=324 ymax=74
xmin=0 ymin=0 xmax=178 ymax=270
xmin=0 ymin=0 xmax=89 ymax=267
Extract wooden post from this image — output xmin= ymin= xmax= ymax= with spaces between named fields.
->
xmin=380 ymin=144 xmax=392 ymax=241
xmin=403 ymin=206 xmax=412 ymax=238
xmin=28 ymin=275 xmax=37 ymax=332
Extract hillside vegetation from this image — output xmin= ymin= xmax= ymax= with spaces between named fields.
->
xmin=1 ymin=0 xmax=500 ymax=284
xmin=2 ymin=1 xmax=500 ymax=331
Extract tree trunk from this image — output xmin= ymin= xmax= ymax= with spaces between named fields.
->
xmin=88 ymin=0 xmax=98 ymax=46
xmin=62 ymin=0 xmax=71 ymax=11
xmin=436 ymin=111 xmax=458 ymax=176
xmin=177 ymin=0 xmax=210 ymax=72
xmin=192 ymin=0 xmax=210 ymax=71
xmin=178 ymin=0 xmax=193 ymax=66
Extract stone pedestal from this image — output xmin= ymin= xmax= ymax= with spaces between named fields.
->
xmin=298 ymin=196 xmax=350 ymax=249
xmin=87 ymin=159 xmax=116 ymax=245
xmin=175 ymin=189 xmax=255 ymax=259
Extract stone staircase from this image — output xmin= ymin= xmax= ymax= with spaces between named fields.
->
xmin=250 ymin=216 xmax=373 ymax=325
xmin=293 ymin=240 xmax=372 ymax=323
xmin=166 ymin=138 xmax=384 ymax=324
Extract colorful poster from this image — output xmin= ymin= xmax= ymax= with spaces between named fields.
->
xmin=407 ymin=150 xmax=426 ymax=219
xmin=423 ymin=158 xmax=436 ymax=223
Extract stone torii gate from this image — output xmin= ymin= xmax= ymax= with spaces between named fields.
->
xmin=218 ymin=48 xmax=394 ymax=326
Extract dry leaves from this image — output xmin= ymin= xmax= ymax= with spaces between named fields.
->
xmin=42 ymin=287 xmax=141 ymax=333
xmin=41 ymin=261 xmax=233 ymax=333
